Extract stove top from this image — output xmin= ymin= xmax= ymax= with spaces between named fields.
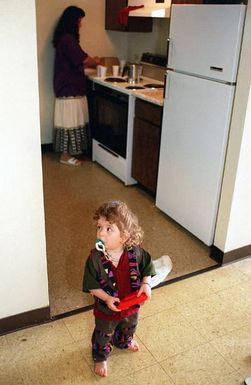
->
xmin=105 ymin=77 xmax=126 ymax=83
xmin=144 ymin=83 xmax=164 ymax=89
xmin=92 ymin=75 xmax=164 ymax=106
xmin=126 ymin=85 xmax=145 ymax=90
xmin=104 ymin=77 xmax=164 ymax=90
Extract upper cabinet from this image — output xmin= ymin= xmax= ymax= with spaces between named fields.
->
xmin=105 ymin=0 xmax=153 ymax=32
xmin=171 ymin=0 xmax=203 ymax=3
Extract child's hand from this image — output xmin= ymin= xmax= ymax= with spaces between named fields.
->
xmin=138 ymin=282 xmax=151 ymax=299
xmin=106 ymin=296 xmax=121 ymax=312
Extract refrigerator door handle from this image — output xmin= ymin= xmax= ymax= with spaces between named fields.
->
xmin=166 ymin=37 xmax=171 ymax=63
xmin=167 ymin=38 xmax=173 ymax=67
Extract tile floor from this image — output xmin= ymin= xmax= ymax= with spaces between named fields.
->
xmin=1 ymin=257 xmax=251 ymax=385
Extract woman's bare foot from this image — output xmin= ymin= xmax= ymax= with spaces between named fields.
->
xmin=127 ymin=339 xmax=140 ymax=352
xmin=94 ymin=361 xmax=108 ymax=377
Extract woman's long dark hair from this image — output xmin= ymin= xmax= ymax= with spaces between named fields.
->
xmin=52 ymin=6 xmax=85 ymax=47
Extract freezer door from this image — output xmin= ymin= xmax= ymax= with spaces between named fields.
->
xmin=168 ymin=4 xmax=246 ymax=83
xmin=156 ymin=71 xmax=235 ymax=246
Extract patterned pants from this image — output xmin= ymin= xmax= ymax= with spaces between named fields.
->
xmin=92 ymin=313 xmax=139 ymax=362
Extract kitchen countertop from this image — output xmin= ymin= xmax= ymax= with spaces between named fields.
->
xmin=89 ymin=75 xmax=164 ymax=106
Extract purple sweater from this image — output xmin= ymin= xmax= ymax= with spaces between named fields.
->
xmin=53 ymin=34 xmax=88 ymax=97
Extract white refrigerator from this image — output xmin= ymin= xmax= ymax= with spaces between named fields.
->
xmin=156 ymin=4 xmax=246 ymax=246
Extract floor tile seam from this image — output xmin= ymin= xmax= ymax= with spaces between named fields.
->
xmin=208 ymin=320 xmax=251 ymax=344
xmin=134 ymin=333 xmax=160 ymax=365
xmin=139 ymin=305 xmax=179 ymax=320
xmin=139 ymin=305 xmax=199 ymax=327
xmin=0 ymin=361 xmax=45 ymax=385
xmin=210 ymin=281 xmax=251 ymax=299
xmin=61 ymin=319 xmax=86 ymax=343
xmin=173 ymin=288 xmax=245 ymax=312
xmin=212 ymin=278 xmax=251 ymax=297
xmin=178 ymin=298 xmax=251 ymax=322
xmin=156 ymin=362 xmax=176 ymax=385
xmin=82 ymin=334 xmax=157 ymax=377
xmin=63 ymin=330 xmax=92 ymax=345
xmin=202 ymin=268 xmax=251 ymax=286
xmin=154 ymin=287 xmax=225 ymax=307
xmin=0 ymin=334 xmax=12 ymax=351
xmin=207 ymin=340 xmax=245 ymax=375
xmin=195 ymin=319 xmax=251 ymax=344
xmin=212 ymin=320 xmax=251 ymax=338
xmin=127 ymin=361 xmax=175 ymax=382
xmin=153 ymin=339 xmax=212 ymax=364
xmin=174 ymin=311 xmax=210 ymax=343
xmin=233 ymin=265 xmax=251 ymax=279
xmin=159 ymin=361 xmax=242 ymax=385
xmin=141 ymin=305 xmax=224 ymax=333
xmin=5 ymin=338 xmax=82 ymax=366
xmin=227 ymin=257 xmax=251 ymax=280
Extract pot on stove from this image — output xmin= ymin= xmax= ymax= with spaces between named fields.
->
xmin=122 ymin=63 xmax=143 ymax=84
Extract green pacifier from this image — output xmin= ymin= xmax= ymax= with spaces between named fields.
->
xmin=95 ymin=238 xmax=105 ymax=253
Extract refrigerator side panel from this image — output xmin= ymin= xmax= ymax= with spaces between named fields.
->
xmin=156 ymin=72 xmax=235 ymax=245
xmin=168 ymin=4 xmax=246 ymax=82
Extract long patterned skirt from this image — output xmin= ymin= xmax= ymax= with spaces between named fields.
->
xmin=54 ymin=96 xmax=89 ymax=155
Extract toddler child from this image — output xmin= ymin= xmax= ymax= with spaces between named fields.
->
xmin=83 ymin=200 xmax=155 ymax=377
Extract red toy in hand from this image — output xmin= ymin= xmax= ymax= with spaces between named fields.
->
xmin=117 ymin=292 xmax=148 ymax=310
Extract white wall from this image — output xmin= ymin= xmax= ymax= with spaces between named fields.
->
xmin=214 ymin=2 xmax=251 ymax=252
xmin=0 ymin=0 xmax=49 ymax=318
xmin=127 ymin=18 xmax=170 ymax=62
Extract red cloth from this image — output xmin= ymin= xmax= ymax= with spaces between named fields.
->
xmin=117 ymin=5 xmax=144 ymax=26
xmin=94 ymin=251 xmax=139 ymax=321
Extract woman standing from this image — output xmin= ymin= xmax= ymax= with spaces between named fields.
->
xmin=52 ymin=6 xmax=98 ymax=166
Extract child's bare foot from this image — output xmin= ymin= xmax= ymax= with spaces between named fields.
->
xmin=127 ymin=339 xmax=140 ymax=352
xmin=94 ymin=361 xmax=108 ymax=377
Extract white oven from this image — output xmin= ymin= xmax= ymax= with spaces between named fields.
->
xmin=91 ymin=82 xmax=137 ymax=185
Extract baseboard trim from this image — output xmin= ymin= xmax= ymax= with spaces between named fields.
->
xmin=0 ymin=306 xmax=50 ymax=335
xmin=154 ymin=263 xmax=220 ymax=289
xmin=211 ymin=244 xmax=251 ymax=265
xmin=50 ymin=304 xmax=94 ymax=321
xmin=41 ymin=143 xmax=54 ymax=153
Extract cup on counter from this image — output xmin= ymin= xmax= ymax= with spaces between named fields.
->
xmin=119 ymin=59 xmax=126 ymax=76
xmin=112 ymin=65 xmax=120 ymax=77
xmin=96 ymin=65 xmax=107 ymax=78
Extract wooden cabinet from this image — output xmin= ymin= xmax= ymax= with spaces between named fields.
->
xmin=132 ymin=99 xmax=162 ymax=195
xmin=105 ymin=0 xmax=153 ymax=32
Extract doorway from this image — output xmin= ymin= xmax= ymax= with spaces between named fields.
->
xmin=42 ymin=152 xmax=218 ymax=317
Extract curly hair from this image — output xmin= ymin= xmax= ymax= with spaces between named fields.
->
xmin=93 ymin=200 xmax=144 ymax=248
xmin=52 ymin=6 xmax=85 ymax=47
